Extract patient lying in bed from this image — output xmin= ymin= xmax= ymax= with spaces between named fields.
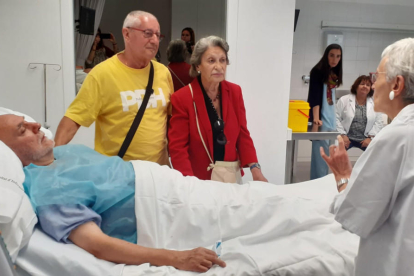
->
xmin=0 ymin=114 xmax=358 ymax=275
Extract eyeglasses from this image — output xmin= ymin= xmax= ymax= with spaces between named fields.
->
xmin=214 ymin=119 xmax=227 ymax=145
xmin=127 ymin=27 xmax=165 ymax=42
xmin=370 ymin=72 xmax=386 ymax=83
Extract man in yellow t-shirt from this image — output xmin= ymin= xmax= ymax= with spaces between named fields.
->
xmin=55 ymin=11 xmax=173 ymax=165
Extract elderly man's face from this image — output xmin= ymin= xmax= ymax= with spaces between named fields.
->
xmin=197 ymin=46 xmax=227 ymax=85
xmin=372 ymin=58 xmax=392 ymax=113
xmin=126 ymin=16 xmax=160 ymax=61
xmin=0 ymin=115 xmax=54 ymax=166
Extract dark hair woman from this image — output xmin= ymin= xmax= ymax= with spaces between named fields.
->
xmin=181 ymin=27 xmax=195 ymax=55
xmin=307 ymin=43 xmax=343 ymax=180
xmin=85 ymin=28 xmax=119 ymax=69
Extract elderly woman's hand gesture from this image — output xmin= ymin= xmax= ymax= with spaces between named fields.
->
xmin=320 ymin=135 xmax=353 ymax=191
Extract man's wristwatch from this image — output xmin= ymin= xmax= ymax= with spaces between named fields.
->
xmin=336 ymin=178 xmax=349 ymax=190
xmin=250 ymin=163 xmax=261 ymax=170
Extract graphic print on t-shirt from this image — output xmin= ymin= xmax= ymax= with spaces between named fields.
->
xmin=120 ymin=87 xmax=167 ymax=112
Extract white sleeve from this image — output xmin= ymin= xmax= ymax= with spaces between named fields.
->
xmin=334 ymin=129 xmax=406 ymax=238
xmin=368 ymin=112 xmax=385 ymax=136
xmin=335 ymin=98 xmax=346 ymax=134
xmin=329 ymin=190 xmax=346 ymax=215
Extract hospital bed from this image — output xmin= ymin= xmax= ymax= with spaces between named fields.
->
xmin=10 ymin=175 xmax=359 ymax=276
xmin=0 ymin=108 xmax=359 ymax=276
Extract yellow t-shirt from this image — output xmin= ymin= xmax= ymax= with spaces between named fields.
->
xmin=65 ymin=54 xmax=173 ymax=164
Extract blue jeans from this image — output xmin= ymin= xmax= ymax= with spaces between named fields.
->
xmin=310 ymin=140 xmax=330 ymax=180
xmin=347 ymin=139 xmax=367 ymax=151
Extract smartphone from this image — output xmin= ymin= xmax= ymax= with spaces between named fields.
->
xmin=100 ymin=33 xmax=111 ymax=39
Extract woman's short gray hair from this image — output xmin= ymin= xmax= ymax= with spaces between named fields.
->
xmin=382 ymin=38 xmax=414 ymax=104
xmin=189 ymin=36 xmax=230 ymax=77
xmin=167 ymin=40 xmax=188 ymax=63
xmin=123 ymin=11 xmax=157 ymax=28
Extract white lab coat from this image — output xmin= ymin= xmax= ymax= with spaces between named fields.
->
xmin=335 ymin=94 xmax=384 ymax=137
xmin=331 ymin=103 xmax=414 ymax=276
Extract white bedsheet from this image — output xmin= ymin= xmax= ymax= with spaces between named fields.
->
xmin=16 ymin=228 xmax=124 ymax=276
xmin=130 ymin=161 xmax=359 ymax=276
xmin=15 ymin=161 xmax=358 ymax=276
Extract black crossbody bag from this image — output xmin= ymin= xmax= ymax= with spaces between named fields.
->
xmin=118 ymin=61 xmax=154 ymax=158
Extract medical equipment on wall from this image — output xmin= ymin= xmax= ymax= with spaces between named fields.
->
xmin=28 ymin=63 xmax=62 ymax=129
xmin=324 ymin=32 xmax=344 ymax=48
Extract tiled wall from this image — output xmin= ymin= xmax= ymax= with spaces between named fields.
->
xmin=291 ymin=0 xmax=414 ymax=162
xmin=291 ymin=0 xmax=414 ymax=100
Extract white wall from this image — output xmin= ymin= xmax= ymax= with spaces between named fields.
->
xmin=0 ymin=0 xmax=75 ymax=135
xmin=291 ymin=0 xmax=414 ymax=162
xmin=171 ymin=0 xmax=226 ymax=42
xmin=227 ymin=0 xmax=295 ymax=184
xmin=99 ymin=0 xmax=172 ymax=65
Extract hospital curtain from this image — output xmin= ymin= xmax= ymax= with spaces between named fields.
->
xmin=74 ymin=0 xmax=106 ymax=67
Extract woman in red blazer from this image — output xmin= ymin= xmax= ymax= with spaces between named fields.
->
xmin=168 ymin=36 xmax=267 ymax=182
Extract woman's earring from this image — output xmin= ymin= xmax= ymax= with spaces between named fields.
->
xmin=389 ymin=91 xmax=395 ymax=101
xmin=197 ymin=71 xmax=200 ymax=74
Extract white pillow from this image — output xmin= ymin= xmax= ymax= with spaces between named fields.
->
xmin=0 ymin=135 xmax=38 ymax=262
xmin=0 ymin=107 xmax=53 ymax=139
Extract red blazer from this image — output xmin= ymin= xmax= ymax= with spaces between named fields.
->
xmin=168 ymin=78 xmax=258 ymax=180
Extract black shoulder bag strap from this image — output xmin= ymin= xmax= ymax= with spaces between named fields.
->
xmin=118 ymin=61 xmax=154 ymax=158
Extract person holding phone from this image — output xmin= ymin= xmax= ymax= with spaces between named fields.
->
xmin=307 ymin=44 xmax=343 ymax=180
xmin=85 ymin=28 xmax=119 ymax=69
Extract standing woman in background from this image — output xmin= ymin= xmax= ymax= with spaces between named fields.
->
xmin=307 ymin=44 xmax=343 ymax=180
xmin=167 ymin=39 xmax=194 ymax=91
xmin=85 ymin=28 xmax=119 ymax=69
xmin=181 ymin=27 xmax=195 ymax=55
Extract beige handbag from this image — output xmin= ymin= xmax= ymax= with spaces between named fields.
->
xmin=189 ymin=84 xmax=242 ymax=184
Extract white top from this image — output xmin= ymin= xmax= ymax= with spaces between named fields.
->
xmin=335 ymin=94 xmax=384 ymax=137
xmin=331 ymin=103 xmax=414 ymax=276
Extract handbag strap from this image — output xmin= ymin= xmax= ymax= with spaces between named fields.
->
xmin=118 ymin=61 xmax=154 ymax=158
xmin=189 ymin=83 xmax=215 ymax=169
xmin=167 ymin=66 xmax=186 ymax=88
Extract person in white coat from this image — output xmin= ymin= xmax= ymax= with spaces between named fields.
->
xmin=321 ymin=37 xmax=414 ymax=276
xmin=336 ymin=75 xmax=384 ymax=151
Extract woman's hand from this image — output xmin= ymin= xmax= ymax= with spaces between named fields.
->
xmin=342 ymin=135 xmax=351 ymax=149
xmin=94 ymin=35 xmax=100 ymax=45
xmin=360 ymin=138 xmax=371 ymax=148
xmin=174 ymin=247 xmax=226 ymax=272
xmin=313 ymin=119 xmax=323 ymax=126
xmin=109 ymin=33 xmax=116 ymax=45
xmin=252 ymin=168 xmax=268 ymax=182
xmin=320 ymin=135 xmax=352 ymax=182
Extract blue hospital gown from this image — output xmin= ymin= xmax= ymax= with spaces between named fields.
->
xmin=23 ymin=144 xmax=137 ymax=243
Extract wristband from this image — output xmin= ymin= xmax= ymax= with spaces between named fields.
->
xmin=336 ymin=178 xmax=349 ymax=189
xmin=250 ymin=163 xmax=261 ymax=170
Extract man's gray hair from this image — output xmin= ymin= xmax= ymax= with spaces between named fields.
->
xmin=382 ymin=37 xmax=414 ymax=104
xmin=189 ymin=36 xmax=230 ymax=77
xmin=123 ymin=11 xmax=157 ymax=28
xmin=167 ymin=40 xmax=188 ymax=63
